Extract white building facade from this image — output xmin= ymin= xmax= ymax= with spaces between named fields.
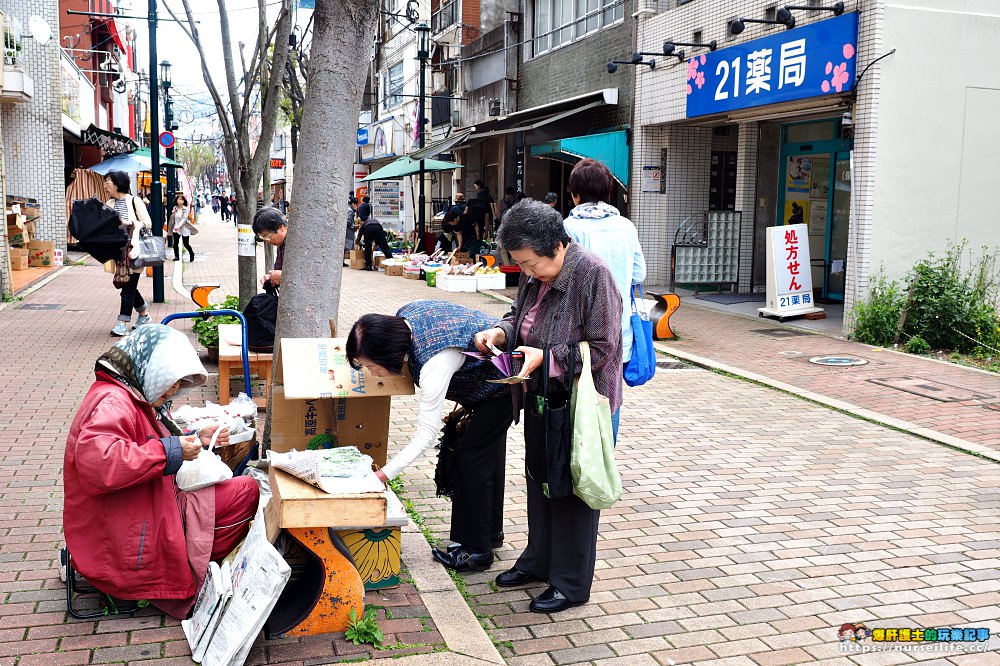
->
xmin=630 ymin=0 xmax=999 ymax=327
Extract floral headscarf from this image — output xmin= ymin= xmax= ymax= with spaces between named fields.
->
xmin=97 ymin=324 xmax=207 ymax=406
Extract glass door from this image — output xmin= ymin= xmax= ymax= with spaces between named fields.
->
xmin=826 ymin=153 xmax=851 ymax=300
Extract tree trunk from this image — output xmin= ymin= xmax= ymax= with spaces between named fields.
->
xmin=273 ymin=0 xmax=378 ymax=340
xmin=236 ymin=197 xmax=257 ymax=307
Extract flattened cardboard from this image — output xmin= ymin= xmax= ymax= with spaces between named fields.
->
xmin=278 ymin=338 xmax=413 ymax=400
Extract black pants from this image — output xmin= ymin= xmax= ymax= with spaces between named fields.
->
xmin=450 ymin=397 xmax=513 ymax=551
xmin=362 ymin=225 xmax=394 ymax=269
xmin=514 ymin=475 xmax=600 ymax=603
xmin=172 ymin=234 xmax=194 ymax=261
xmin=436 ymin=233 xmax=454 ymax=253
xmin=119 ymin=273 xmax=146 ymax=319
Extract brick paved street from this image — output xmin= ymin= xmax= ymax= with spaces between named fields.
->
xmin=1 ymin=218 xmax=998 ymax=665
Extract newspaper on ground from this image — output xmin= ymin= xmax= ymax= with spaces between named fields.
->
xmin=182 ymin=560 xmax=233 ymax=662
xmin=269 ymin=447 xmax=384 ymax=495
xmin=200 ymin=505 xmax=291 ymax=666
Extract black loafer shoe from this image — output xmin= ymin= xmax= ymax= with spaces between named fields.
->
xmin=446 ymin=532 xmax=505 ymax=553
xmin=431 ymin=546 xmax=494 ymax=572
xmin=529 ymin=586 xmax=587 ymax=613
xmin=495 ymin=566 xmax=545 ymax=588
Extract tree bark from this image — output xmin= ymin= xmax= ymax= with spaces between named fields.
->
xmin=273 ymin=0 xmax=378 ymax=340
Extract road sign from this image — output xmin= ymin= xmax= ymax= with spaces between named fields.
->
xmin=159 ymin=131 xmax=175 ymax=149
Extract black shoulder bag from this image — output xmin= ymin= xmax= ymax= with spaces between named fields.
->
xmin=522 ymin=283 xmax=577 ymax=499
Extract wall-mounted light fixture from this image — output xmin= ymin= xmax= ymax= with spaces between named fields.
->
xmin=728 ymin=10 xmax=795 ymax=35
xmin=781 ymin=2 xmax=845 ymax=19
xmin=664 ymin=40 xmax=717 ymax=55
xmin=607 ymin=53 xmax=655 ymax=74
xmin=638 ymin=47 xmax=685 ymax=62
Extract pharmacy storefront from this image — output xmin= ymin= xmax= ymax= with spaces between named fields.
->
xmin=631 ymin=7 xmax=875 ymax=321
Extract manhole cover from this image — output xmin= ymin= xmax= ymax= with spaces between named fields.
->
xmin=809 ymin=355 xmax=868 ymax=367
xmin=753 ymin=328 xmax=810 ymax=338
xmin=18 ymin=303 xmax=62 ymax=310
xmin=656 ymin=360 xmax=691 ymax=370
xmin=869 ymin=376 xmax=993 ymax=402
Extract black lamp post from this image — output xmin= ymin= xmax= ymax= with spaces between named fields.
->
xmin=415 ymin=22 xmax=430 ymax=249
xmin=161 ymin=60 xmax=176 ymax=238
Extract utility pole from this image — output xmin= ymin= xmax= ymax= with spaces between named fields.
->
xmin=162 ymin=61 xmax=176 ymax=243
xmin=415 ymin=22 xmax=429 ymax=252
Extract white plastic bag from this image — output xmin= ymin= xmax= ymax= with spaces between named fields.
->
xmin=176 ymin=428 xmax=234 ymax=491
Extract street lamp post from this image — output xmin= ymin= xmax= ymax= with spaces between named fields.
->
xmin=415 ymin=22 xmax=430 ymax=249
xmin=161 ymin=60 xmax=176 ymax=234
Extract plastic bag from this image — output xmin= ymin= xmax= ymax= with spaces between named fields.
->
xmin=176 ymin=428 xmax=234 ymax=491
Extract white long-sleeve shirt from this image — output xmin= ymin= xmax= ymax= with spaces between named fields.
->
xmin=380 ymin=348 xmax=465 ymax=480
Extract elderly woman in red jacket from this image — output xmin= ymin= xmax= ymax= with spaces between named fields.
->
xmin=63 ymin=325 xmax=259 ymax=619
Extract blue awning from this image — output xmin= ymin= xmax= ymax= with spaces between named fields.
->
xmin=529 ymin=130 xmax=630 ymax=187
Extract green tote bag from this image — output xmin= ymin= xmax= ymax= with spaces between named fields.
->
xmin=570 ymin=342 xmax=623 ymax=510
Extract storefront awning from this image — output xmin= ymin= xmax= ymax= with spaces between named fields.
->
xmin=409 ymin=128 xmax=476 ymax=160
xmin=530 ymin=130 xmax=630 ymax=187
xmin=95 ymin=17 xmax=126 ymax=52
xmin=81 ymin=123 xmax=138 ymax=156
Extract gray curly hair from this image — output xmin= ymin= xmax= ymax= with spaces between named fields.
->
xmin=496 ymin=198 xmax=570 ymax=258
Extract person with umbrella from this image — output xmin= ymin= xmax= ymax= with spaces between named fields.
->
xmin=104 ymin=170 xmax=153 ymax=337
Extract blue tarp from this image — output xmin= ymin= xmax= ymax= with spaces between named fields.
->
xmin=529 ymin=130 xmax=630 ymax=187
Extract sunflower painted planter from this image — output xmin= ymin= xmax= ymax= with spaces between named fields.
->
xmin=337 ymin=528 xmax=402 ymax=590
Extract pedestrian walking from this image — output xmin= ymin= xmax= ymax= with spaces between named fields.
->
xmin=219 ymin=192 xmax=230 ymax=223
xmin=211 ymin=194 xmax=220 ymax=215
xmin=229 ymin=194 xmax=238 ymax=225
xmin=346 ymin=301 xmax=513 ymax=572
xmin=63 ymin=324 xmax=258 ymax=620
xmin=103 ymin=170 xmax=152 ymax=337
xmin=563 ymin=158 xmax=646 ymax=436
xmin=345 ymin=197 xmax=359 ymax=263
xmin=476 ymin=198 xmax=623 ymax=613
xmin=171 ymin=194 xmax=196 ymax=263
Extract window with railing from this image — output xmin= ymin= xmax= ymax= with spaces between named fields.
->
xmin=432 ymin=0 xmax=458 ymax=33
xmin=532 ymin=0 xmax=625 ymax=56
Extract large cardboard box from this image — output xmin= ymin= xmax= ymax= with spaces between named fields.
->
xmin=349 ymin=258 xmax=366 ymax=270
xmin=383 ymin=264 xmax=404 ymax=277
xmin=269 ymin=338 xmax=414 ymax=469
xmin=348 ymin=249 xmax=364 ymax=262
xmin=27 ymin=240 xmax=54 ymax=267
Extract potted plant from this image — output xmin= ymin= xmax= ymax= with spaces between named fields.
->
xmin=192 ymin=295 xmax=240 ymax=362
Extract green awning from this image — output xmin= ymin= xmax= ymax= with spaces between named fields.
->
xmin=133 ymin=147 xmax=183 ymax=169
xmin=361 ymin=156 xmax=463 ymax=181
xmin=529 ymin=130 xmax=630 ymax=187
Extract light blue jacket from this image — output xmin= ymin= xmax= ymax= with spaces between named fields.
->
xmin=564 ymin=202 xmax=647 ymax=362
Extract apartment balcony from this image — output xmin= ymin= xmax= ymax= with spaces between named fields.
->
xmin=1 ymin=65 xmax=34 ymax=103
xmin=431 ymin=0 xmax=458 ymax=36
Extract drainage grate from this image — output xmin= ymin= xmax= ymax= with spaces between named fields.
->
xmin=18 ymin=303 xmax=63 ymax=310
xmin=753 ymin=328 xmax=811 ymax=338
xmin=869 ymin=376 xmax=993 ymax=402
xmin=809 ymin=355 xmax=868 ymax=367
xmin=656 ymin=360 xmax=692 ymax=370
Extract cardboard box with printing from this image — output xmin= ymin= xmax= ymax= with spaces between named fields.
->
xmin=383 ymin=264 xmax=404 ymax=277
xmin=28 ymin=240 xmax=55 ymax=267
xmin=268 ymin=337 xmax=414 ymax=469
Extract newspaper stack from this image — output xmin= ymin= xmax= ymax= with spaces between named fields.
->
xmin=269 ymin=447 xmax=384 ymax=495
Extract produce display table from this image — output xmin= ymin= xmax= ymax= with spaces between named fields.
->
xmin=218 ymin=323 xmax=272 ymax=409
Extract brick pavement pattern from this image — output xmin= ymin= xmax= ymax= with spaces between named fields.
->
xmin=2 ymin=217 xmax=999 ymax=665
xmin=659 ymin=306 xmax=1000 ymax=451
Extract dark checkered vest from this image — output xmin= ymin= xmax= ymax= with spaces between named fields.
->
xmin=398 ymin=300 xmax=507 ymax=407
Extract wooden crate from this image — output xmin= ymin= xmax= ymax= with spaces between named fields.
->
xmin=265 ymin=467 xmax=386 ymax=542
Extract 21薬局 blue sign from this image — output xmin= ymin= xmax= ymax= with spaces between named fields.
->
xmin=686 ymin=13 xmax=859 ymax=118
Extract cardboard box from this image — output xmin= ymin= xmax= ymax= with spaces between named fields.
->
xmin=451 ymin=252 xmax=471 ymax=264
xmin=373 ymin=256 xmax=383 ymax=269
xmin=349 ymin=258 xmax=367 ymax=270
xmin=264 ymin=467 xmax=387 ymax=543
xmin=9 ymin=247 xmax=27 ymax=270
xmin=6 ymin=226 xmax=27 ymax=245
xmin=348 ymin=249 xmax=364 ymax=262
xmin=268 ymin=338 xmax=414 ymax=469
xmin=403 ymin=271 xmax=421 ymax=280
xmin=27 ymin=240 xmax=54 ymax=267
xmin=383 ymin=264 xmax=404 ymax=277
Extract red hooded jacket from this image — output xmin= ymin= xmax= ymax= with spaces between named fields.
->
xmin=63 ymin=372 xmax=196 ymax=601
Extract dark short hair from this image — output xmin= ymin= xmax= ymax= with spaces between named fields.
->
xmin=497 ymin=199 xmax=570 ymax=258
xmin=252 ymin=207 xmax=286 ymax=235
xmin=346 ymin=314 xmax=412 ymax=375
xmin=504 ymin=186 xmax=516 ymax=196
xmin=544 ymin=192 xmax=558 ymax=204
xmin=175 ymin=193 xmax=188 ymax=206
xmin=568 ymin=158 xmax=614 ymax=204
xmin=349 ymin=196 xmax=359 ymax=205
xmin=473 ymin=179 xmax=484 ymax=188
xmin=104 ymin=170 xmax=131 ymax=195
xmin=362 ymin=195 xmax=371 ymax=203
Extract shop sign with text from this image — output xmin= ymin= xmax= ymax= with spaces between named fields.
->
xmin=686 ymin=13 xmax=859 ymax=118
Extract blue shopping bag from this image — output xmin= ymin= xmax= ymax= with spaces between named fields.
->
xmin=623 ymin=284 xmax=656 ymax=387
